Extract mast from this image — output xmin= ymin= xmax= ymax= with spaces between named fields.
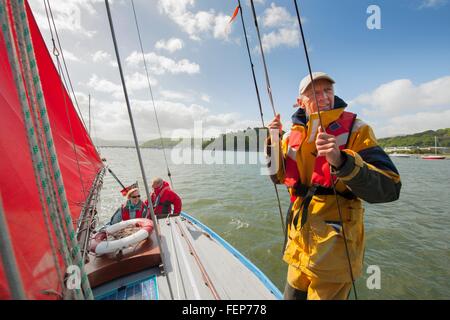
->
xmin=104 ymin=0 xmax=174 ymax=299
xmin=435 ymin=136 xmax=437 ymax=155
xmin=88 ymin=93 xmax=91 ymax=136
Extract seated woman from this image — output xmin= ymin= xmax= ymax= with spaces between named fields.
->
xmin=110 ymin=188 xmax=148 ymax=225
xmin=147 ymin=177 xmax=182 ymax=216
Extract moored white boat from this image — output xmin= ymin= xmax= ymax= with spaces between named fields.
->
xmin=389 ymin=153 xmax=411 ymax=158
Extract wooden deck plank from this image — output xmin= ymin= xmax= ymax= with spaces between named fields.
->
xmin=157 ymin=217 xmax=216 ymax=299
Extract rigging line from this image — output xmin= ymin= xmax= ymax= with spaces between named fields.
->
xmin=104 ymin=0 xmax=174 ymax=300
xmin=13 ymin=3 xmax=69 ymax=287
xmin=44 ymin=0 xmax=88 ymax=132
xmin=107 ymin=167 xmax=126 ymax=189
xmin=43 ymin=0 xmax=88 ymax=200
xmin=56 ymin=55 xmax=88 ymax=200
xmin=78 ymin=168 xmax=104 ymax=264
xmin=174 ymin=218 xmax=221 ymax=300
xmin=15 ymin=0 xmax=94 ymax=299
xmin=237 ymin=0 xmax=264 ymax=126
xmin=88 ymin=93 xmax=91 ymax=136
xmin=248 ymin=0 xmax=276 ymax=117
xmin=171 ymin=219 xmax=202 ymax=299
xmin=246 ymin=0 xmax=286 ymax=234
xmin=5 ymin=0 xmax=85 ymax=299
xmin=130 ymin=0 xmax=174 ymax=189
xmin=2 ymin=4 xmax=62 ymax=295
xmin=292 ymin=0 xmax=357 ymax=299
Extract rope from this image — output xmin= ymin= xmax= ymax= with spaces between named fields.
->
xmin=76 ymin=167 xmax=105 ymax=264
xmin=130 ymin=0 xmax=174 ymax=189
xmin=292 ymin=0 xmax=357 ymax=299
xmin=175 ymin=218 xmax=221 ymax=299
xmin=237 ymin=0 xmax=264 ymax=125
xmin=43 ymin=0 xmax=88 ymax=200
xmin=1 ymin=0 xmax=75 ymax=299
xmin=12 ymin=0 xmax=93 ymax=299
xmin=44 ymin=0 xmax=88 ymax=132
xmin=246 ymin=0 xmax=286 ymax=234
xmin=130 ymin=0 xmax=184 ymax=287
xmin=12 ymin=1 xmax=80 ymax=297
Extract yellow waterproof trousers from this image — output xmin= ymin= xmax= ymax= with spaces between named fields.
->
xmin=285 ymin=265 xmax=352 ymax=300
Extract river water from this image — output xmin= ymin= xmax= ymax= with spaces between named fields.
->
xmin=97 ymin=147 xmax=450 ymax=300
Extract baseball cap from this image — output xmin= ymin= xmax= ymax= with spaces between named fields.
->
xmin=298 ymin=72 xmax=335 ymax=95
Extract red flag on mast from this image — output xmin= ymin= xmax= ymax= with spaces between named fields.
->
xmin=120 ymin=182 xmax=138 ymax=197
xmin=229 ymin=5 xmax=240 ymax=23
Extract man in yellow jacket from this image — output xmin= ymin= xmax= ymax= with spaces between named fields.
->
xmin=267 ymin=72 xmax=401 ymax=300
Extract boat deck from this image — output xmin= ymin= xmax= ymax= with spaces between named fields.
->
xmin=92 ymin=213 xmax=281 ymax=300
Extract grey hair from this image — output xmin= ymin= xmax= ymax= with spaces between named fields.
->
xmin=152 ymin=177 xmax=163 ymax=185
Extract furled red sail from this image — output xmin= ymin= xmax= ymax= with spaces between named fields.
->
xmin=0 ymin=1 xmax=103 ymax=299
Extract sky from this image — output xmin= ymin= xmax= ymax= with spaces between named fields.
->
xmin=27 ymin=0 xmax=450 ymax=141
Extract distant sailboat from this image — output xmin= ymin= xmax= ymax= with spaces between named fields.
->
xmin=389 ymin=153 xmax=410 ymax=158
xmin=422 ymin=136 xmax=446 ymax=160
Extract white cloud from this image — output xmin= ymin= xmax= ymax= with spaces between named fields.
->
xmin=375 ymin=110 xmax=450 ymax=138
xmin=351 ymin=76 xmax=450 ymax=116
xmin=62 ymin=49 xmax=81 ymax=62
xmin=262 ymin=3 xmax=295 ymax=28
xmin=155 ymin=38 xmax=184 ymax=53
xmin=92 ymin=50 xmax=118 ymax=67
xmin=125 ymin=72 xmax=158 ymax=91
xmin=257 ymin=3 xmax=303 ymax=52
xmin=350 ymin=76 xmax=450 ymax=137
xmin=158 ymin=90 xmax=211 ymax=104
xmin=159 ymin=90 xmax=190 ymax=101
xmin=125 ymin=51 xmax=200 ymax=75
xmin=87 ymin=74 xmax=123 ymax=99
xmin=246 ymin=0 xmax=265 ymax=5
xmin=261 ymin=27 xmax=299 ymax=52
xmin=419 ymin=0 xmax=448 ymax=8
xmin=87 ymin=96 xmax=259 ymax=140
xmin=87 ymin=73 xmax=156 ymax=99
xmin=29 ymin=0 xmax=101 ymax=38
xmin=157 ymin=0 xmax=233 ymax=41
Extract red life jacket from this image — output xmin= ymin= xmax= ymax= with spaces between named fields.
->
xmin=285 ymin=111 xmax=357 ymax=230
xmin=284 ymin=111 xmax=356 ymax=192
xmin=121 ymin=202 xmax=147 ymax=221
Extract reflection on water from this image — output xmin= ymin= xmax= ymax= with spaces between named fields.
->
xmin=98 ymin=147 xmax=450 ymax=299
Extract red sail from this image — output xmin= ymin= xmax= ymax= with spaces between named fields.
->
xmin=0 ymin=1 xmax=103 ymax=299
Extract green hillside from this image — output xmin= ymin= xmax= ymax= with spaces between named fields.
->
xmin=141 ymin=137 xmax=210 ymax=149
xmin=202 ymin=127 xmax=267 ymax=151
xmin=141 ymin=138 xmax=182 ymax=148
xmin=140 ymin=128 xmax=450 ymax=151
xmin=378 ymin=128 xmax=450 ymax=148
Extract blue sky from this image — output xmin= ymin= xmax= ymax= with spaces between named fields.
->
xmin=28 ymin=0 xmax=450 ymax=140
